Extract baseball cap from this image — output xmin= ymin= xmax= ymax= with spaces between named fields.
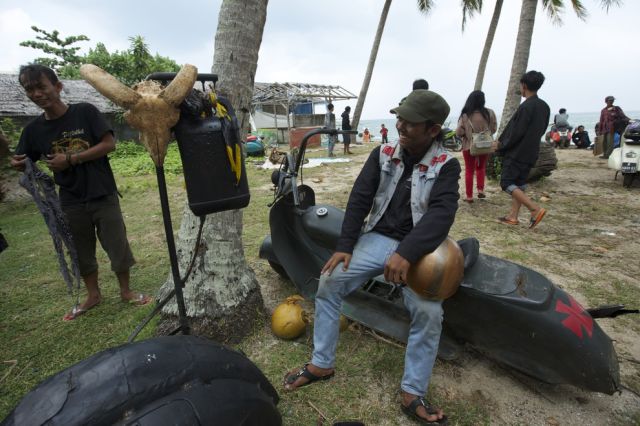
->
xmin=390 ymin=90 xmax=450 ymax=125
xmin=605 ymin=95 xmax=615 ymax=101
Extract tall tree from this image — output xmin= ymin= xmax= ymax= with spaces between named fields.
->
xmin=158 ymin=0 xmax=269 ymax=342
xmin=351 ymin=0 xmax=483 ymax=131
xmin=499 ymin=0 xmax=621 ymax=131
xmin=351 ymin=0 xmax=392 ymax=132
xmin=474 ymin=0 xmax=504 ymax=90
xmin=19 ymin=26 xmax=90 ymax=77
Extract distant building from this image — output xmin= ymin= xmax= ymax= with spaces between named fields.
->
xmin=0 ymin=73 xmax=137 ymax=141
xmin=252 ymin=82 xmax=357 ymax=146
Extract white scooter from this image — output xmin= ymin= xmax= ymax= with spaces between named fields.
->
xmin=608 ymin=120 xmax=640 ymax=188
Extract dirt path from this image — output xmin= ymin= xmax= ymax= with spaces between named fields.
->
xmin=259 ymin=144 xmax=640 ymax=425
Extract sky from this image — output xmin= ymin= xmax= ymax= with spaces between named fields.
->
xmin=1 ymin=0 xmax=639 ymax=122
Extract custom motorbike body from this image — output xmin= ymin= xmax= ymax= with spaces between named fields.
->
xmin=260 ymin=128 xmax=628 ymax=395
xmin=608 ymin=120 xmax=640 ymax=188
xmin=549 ymin=125 xmax=572 ymax=149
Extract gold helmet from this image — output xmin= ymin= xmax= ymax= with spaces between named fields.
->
xmin=271 ymin=295 xmax=309 ymax=339
xmin=406 ymin=237 xmax=464 ymax=300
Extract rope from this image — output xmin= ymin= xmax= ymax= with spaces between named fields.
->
xmin=19 ymin=159 xmax=81 ymax=300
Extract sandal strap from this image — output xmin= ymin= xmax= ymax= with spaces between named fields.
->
xmin=407 ymin=397 xmax=439 ymax=416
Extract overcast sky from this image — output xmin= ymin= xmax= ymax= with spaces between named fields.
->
xmin=1 ymin=0 xmax=639 ymax=121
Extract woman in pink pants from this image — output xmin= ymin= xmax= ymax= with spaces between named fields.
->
xmin=456 ymin=91 xmax=497 ymax=203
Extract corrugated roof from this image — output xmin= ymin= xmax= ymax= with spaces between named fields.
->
xmin=252 ymin=82 xmax=357 ymax=106
xmin=0 ymin=74 xmax=121 ymax=116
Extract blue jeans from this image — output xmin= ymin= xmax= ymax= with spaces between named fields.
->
xmin=311 ymin=232 xmax=443 ymax=396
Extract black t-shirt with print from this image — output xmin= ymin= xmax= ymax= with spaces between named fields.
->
xmin=16 ymin=103 xmax=118 ymax=205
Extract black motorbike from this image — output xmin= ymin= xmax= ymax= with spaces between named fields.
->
xmin=260 ymin=128 xmax=636 ymax=395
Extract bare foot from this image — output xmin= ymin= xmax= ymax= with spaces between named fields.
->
xmin=121 ymin=291 xmax=152 ymax=305
xmin=63 ymin=296 xmax=101 ymax=321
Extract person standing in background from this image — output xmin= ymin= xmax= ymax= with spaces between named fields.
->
xmin=380 ymin=123 xmax=389 ymax=144
xmin=342 ymin=106 xmax=353 ymax=154
xmin=598 ymin=96 xmax=629 ymax=159
xmin=456 ymin=90 xmax=497 ymax=203
xmin=363 ymin=127 xmax=371 ymax=143
xmin=324 ymin=103 xmax=337 ymax=157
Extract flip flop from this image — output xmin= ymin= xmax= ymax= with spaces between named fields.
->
xmin=528 ymin=208 xmax=547 ymax=229
xmin=123 ymin=293 xmax=152 ymax=306
xmin=283 ymin=363 xmax=334 ymax=391
xmin=401 ymin=397 xmax=448 ymax=425
xmin=62 ymin=303 xmax=99 ymax=321
xmin=498 ymin=216 xmax=519 ymax=226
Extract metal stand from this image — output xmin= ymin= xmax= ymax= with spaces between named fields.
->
xmin=156 ymin=165 xmax=190 ymax=335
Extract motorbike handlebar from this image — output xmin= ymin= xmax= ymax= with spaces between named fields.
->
xmin=294 ymin=128 xmax=358 ymax=174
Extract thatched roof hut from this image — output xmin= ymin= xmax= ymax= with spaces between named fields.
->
xmin=0 ymin=74 xmax=138 ymax=140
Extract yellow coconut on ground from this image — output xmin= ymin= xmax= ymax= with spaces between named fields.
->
xmin=271 ymin=295 xmax=309 ymax=340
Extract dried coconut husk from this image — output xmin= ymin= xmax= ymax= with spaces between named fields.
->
xmin=80 ymin=64 xmax=197 ymax=166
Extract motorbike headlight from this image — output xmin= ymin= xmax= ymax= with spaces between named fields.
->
xmin=625 ymin=151 xmax=637 ymax=159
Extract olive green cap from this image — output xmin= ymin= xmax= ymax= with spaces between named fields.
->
xmin=390 ymin=89 xmax=450 ymax=125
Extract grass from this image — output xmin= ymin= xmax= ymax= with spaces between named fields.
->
xmin=1 ymin=142 xmax=638 ymax=424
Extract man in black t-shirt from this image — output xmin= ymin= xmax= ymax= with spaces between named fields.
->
xmin=11 ymin=64 xmax=150 ymax=321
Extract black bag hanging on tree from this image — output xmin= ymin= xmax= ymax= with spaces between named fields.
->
xmin=173 ymin=84 xmax=250 ymax=216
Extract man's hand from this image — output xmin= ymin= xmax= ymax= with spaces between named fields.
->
xmin=10 ymin=154 xmax=27 ymax=172
xmin=384 ymin=253 xmax=410 ymax=285
xmin=321 ymin=252 xmax=352 ymax=276
xmin=45 ymin=153 xmax=70 ymax=172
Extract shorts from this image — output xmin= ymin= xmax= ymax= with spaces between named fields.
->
xmin=62 ymin=194 xmax=136 ymax=276
xmin=500 ymin=158 xmax=532 ymax=194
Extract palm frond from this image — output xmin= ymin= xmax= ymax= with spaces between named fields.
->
xmin=568 ymin=0 xmax=588 ymax=21
xmin=416 ymin=0 xmax=435 ymax=15
xmin=461 ymin=0 xmax=483 ymax=31
xmin=542 ymin=0 xmax=565 ymax=25
xmin=598 ymin=0 xmax=623 ymax=12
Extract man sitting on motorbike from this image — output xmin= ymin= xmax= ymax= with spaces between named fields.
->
xmin=283 ymin=89 xmax=460 ymax=425
xmin=553 ymin=108 xmax=572 ymax=131
xmin=572 ymin=125 xmax=591 ymax=149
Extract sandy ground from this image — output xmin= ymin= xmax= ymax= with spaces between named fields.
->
xmin=258 ymin=144 xmax=640 ymax=425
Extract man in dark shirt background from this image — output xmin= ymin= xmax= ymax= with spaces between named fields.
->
xmin=284 ymin=89 xmax=460 ymax=425
xmin=11 ymin=64 xmax=150 ymax=321
xmin=496 ymin=70 xmax=550 ymax=229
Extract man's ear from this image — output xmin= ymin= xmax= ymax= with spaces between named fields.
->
xmin=429 ymin=124 xmax=442 ymax=138
xmin=55 ymin=81 xmax=64 ymax=93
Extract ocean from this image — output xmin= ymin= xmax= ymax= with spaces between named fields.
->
xmin=356 ymin=110 xmax=640 ymax=143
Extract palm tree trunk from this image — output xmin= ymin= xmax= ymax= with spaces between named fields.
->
xmin=158 ymin=0 xmax=269 ymax=343
xmin=498 ymin=0 xmax=537 ymax=133
xmin=474 ymin=0 xmax=503 ymax=91
xmin=351 ymin=0 xmax=392 ymax=132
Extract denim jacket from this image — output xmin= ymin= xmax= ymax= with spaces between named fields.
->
xmin=363 ymin=140 xmax=453 ymax=233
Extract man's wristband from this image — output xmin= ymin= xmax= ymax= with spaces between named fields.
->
xmin=65 ymin=152 xmax=72 ymax=166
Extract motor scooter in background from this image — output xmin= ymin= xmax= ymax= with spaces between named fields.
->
xmin=260 ymin=128 xmax=638 ymax=395
xmin=547 ymin=125 xmax=572 ymax=149
xmin=609 ymin=119 xmax=640 ymax=187
xmin=442 ymin=127 xmax=462 ymax=151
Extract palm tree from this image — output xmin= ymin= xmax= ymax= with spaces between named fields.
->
xmin=499 ymin=0 xmax=621 ymax=131
xmin=351 ymin=0 xmax=392 ymax=132
xmin=158 ymin=0 xmax=269 ymax=341
xmin=351 ymin=0 xmax=483 ymax=131
xmin=474 ymin=0 xmax=504 ymax=90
